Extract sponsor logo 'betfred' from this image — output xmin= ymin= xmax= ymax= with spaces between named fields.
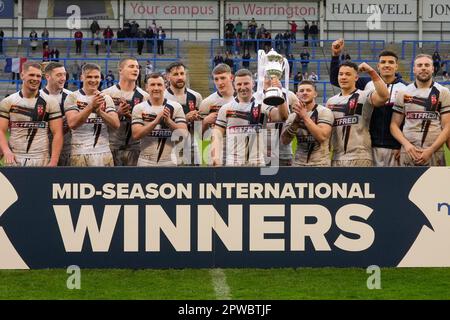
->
xmin=333 ymin=116 xmax=358 ymax=126
xmin=405 ymin=111 xmax=439 ymax=120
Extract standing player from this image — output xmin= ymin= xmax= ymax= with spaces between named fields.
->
xmin=64 ymin=63 xmax=120 ymax=167
xmin=102 ymin=57 xmax=149 ymax=166
xmin=41 ymin=62 xmax=72 ymax=166
xmin=327 ymin=61 xmax=389 ymax=167
xmin=0 ymin=61 xmax=63 ymax=166
xmin=199 ymin=63 xmax=236 ymax=165
xmin=330 ymin=39 xmax=408 ymax=166
xmin=164 ymin=62 xmax=202 ymax=165
xmin=390 ymin=54 xmax=450 ymax=166
xmin=212 ymin=69 xmax=288 ymax=166
xmin=132 ymin=73 xmax=188 ymax=166
xmin=281 ymin=80 xmax=334 ymax=166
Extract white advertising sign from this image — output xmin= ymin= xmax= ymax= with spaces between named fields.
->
xmin=423 ymin=0 xmax=450 ymax=22
xmin=226 ymin=2 xmax=318 ymax=21
xmin=326 ymin=0 xmax=417 ymax=22
xmin=125 ymin=1 xmax=219 ymax=20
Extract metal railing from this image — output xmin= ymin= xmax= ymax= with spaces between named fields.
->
xmin=401 ymin=40 xmax=450 ymax=60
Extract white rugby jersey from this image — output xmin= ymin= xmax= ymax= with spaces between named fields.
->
xmin=41 ymin=87 xmax=72 ymax=154
xmin=132 ymin=99 xmax=186 ymax=165
xmin=64 ymin=89 xmax=116 ymax=155
xmin=0 ymin=91 xmax=61 ymax=158
xmin=215 ymin=97 xmax=273 ymax=166
xmin=326 ymin=89 xmax=374 ymax=161
xmin=393 ymin=82 xmax=450 ymax=148
xmin=285 ymin=104 xmax=334 ymax=166
xmin=199 ymin=91 xmax=235 ymax=116
xmin=102 ymin=84 xmax=149 ymax=151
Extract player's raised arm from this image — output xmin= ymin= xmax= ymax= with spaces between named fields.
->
xmin=358 ymin=62 xmax=389 ymax=107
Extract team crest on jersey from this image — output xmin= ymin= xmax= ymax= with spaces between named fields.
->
xmin=349 ymin=98 xmax=357 ymax=109
xmin=37 ymin=105 xmax=44 ymax=117
xmin=134 ymin=98 xmax=141 ymax=106
xmin=252 ymin=106 xmax=260 ymax=121
xmin=430 ymin=94 xmax=437 ymax=107
xmin=188 ymin=100 xmax=195 ymax=111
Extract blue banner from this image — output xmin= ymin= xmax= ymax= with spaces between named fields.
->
xmin=0 ymin=0 xmax=14 ymax=18
xmin=0 ymin=167 xmax=449 ymax=269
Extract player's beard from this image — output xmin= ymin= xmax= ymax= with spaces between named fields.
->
xmin=416 ymin=72 xmax=432 ymax=83
xmin=173 ymin=80 xmax=185 ymax=89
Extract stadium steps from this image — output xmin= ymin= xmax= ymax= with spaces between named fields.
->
xmin=184 ymin=42 xmax=211 ymax=98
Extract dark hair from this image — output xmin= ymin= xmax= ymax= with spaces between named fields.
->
xmin=338 ymin=61 xmax=358 ymax=73
xmin=378 ymin=50 xmax=399 ymax=62
xmin=44 ymin=62 xmax=64 ymax=74
xmin=166 ymin=61 xmax=186 ymax=73
xmin=298 ymin=80 xmax=316 ymax=91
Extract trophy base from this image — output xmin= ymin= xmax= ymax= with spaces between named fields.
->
xmin=263 ymin=87 xmax=285 ymax=106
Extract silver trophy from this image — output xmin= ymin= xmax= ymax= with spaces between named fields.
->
xmin=257 ymin=49 xmax=290 ymax=106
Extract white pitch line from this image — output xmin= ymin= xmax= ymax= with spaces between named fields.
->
xmin=210 ymin=268 xmax=231 ymax=300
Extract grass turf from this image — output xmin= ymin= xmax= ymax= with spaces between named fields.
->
xmin=0 ymin=268 xmax=449 ymax=300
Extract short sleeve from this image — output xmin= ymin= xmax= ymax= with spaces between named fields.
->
xmin=104 ymin=95 xmax=116 ymax=113
xmin=215 ymin=104 xmax=228 ymax=128
xmin=440 ymin=87 xmax=450 ymax=115
xmin=0 ymin=96 xmax=11 ymax=119
xmin=131 ymin=104 xmax=144 ymax=125
xmin=317 ymin=107 xmax=334 ymax=126
xmin=393 ymin=90 xmax=406 ymax=114
xmin=46 ymin=96 xmax=62 ymax=120
xmin=173 ymin=103 xmax=186 ymax=123
xmin=64 ymin=92 xmax=79 ymax=113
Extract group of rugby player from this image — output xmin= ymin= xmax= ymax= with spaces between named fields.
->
xmin=0 ymin=38 xmax=449 ymax=167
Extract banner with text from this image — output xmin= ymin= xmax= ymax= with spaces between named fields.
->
xmin=423 ymin=0 xmax=450 ymax=22
xmin=0 ymin=167 xmax=449 ymax=269
xmin=125 ymin=1 xmax=219 ymax=20
xmin=326 ymin=0 xmax=417 ymax=22
xmin=225 ymin=1 xmax=318 ymax=21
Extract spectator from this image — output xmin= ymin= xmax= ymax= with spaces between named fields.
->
xmin=93 ymin=31 xmax=102 ymax=55
xmin=106 ymin=70 xmax=115 ymax=87
xmin=293 ymin=71 xmax=303 ymax=92
xmin=442 ymin=71 xmax=449 ymax=82
xmin=136 ymin=29 xmax=145 ymax=55
xmin=263 ymin=31 xmax=271 ymax=53
xmin=303 ymin=19 xmax=309 ymax=47
xmin=151 ymin=20 xmax=157 ymax=33
xmin=103 ymin=25 xmax=114 ymax=53
xmin=283 ymin=30 xmax=291 ymax=56
xmin=213 ymin=53 xmax=224 ymax=66
xmin=225 ymin=19 xmax=234 ymax=34
xmin=224 ymin=52 xmax=234 ymax=70
xmin=74 ymin=29 xmax=83 ymax=54
xmin=288 ymin=54 xmax=294 ymax=76
xmin=68 ymin=60 xmax=81 ymax=81
xmin=341 ymin=51 xmax=351 ymax=61
xmin=157 ymin=27 xmax=165 ymax=55
xmin=235 ymin=20 xmax=243 ymax=38
xmin=130 ymin=21 xmax=139 ymax=38
xmin=29 ymin=30 xmax=38 ymax=51
xmin=242 ymin=50 xmax=250 ymax=69
xmin=433 ymin=51 xmax=441 ymax=76
xmin=117 ymin=27 xmax=125 ymax=53
xmin=225 ymin=30 xmax=234 ymax=54
xmin=42 ymin=45 xmax=50 ymax=61
xmin=308 ymin=71 xmax=318 ymax=82
xmin=123 ymin=20 xmax=131 ymax=38
xmin=49 ymin=47 xmax=59 ymax=62
xmin=275 ymin=32 xmax=284 ymax=53
xmin=310 ymin=21 xmax=319 ymax=47
xmin=145 ymin=60 xmax=153 ymax=77
xmin=259 ymin=24 xmax=266 ymax=36
xmin=288 ymin=21 xmax=297 ymax=41
xmin=145 ymin=26 xmax=155 ymax=53
xmin=90 ymin=20 xmax=101 ymax=45
xmin=0 ymin=29 xmax=4 ymax=54
xmin=300 ymin=48 xmax=310 ymax=73
xmin=41 ymin=28 xmax=49 ymax=49
xmin=248 ymin=18 xmax=257 ymax=51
